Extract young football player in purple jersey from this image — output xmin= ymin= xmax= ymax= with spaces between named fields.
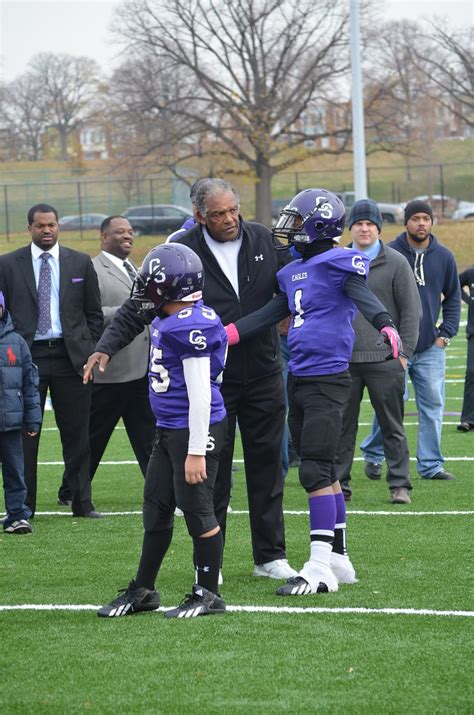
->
xmin=96 ymin=243 xmax=229 ymax=618
xmin=225 ymin=188 xmax=403 ymax=597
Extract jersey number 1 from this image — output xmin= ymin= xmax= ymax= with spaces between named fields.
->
xmin=293 ymin=288 xmax=304 ymax=328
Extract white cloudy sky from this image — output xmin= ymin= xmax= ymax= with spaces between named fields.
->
xmin=0 ymin=0 xmax=472 ymax=82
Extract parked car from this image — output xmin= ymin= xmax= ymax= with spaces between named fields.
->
xmin=271 ymin=192 xmax=405 ymax=226
xmin=336 ymin=191 xmax=405 ymax=224
xmin=410 ymin=194 xmax=458 ymax=218
xmin=122 ymin=204 xmax=192 ymax=236
xmin=59 ymin=213 xmax=108 ymax=231
xmin=450 ymin=201 xmax=474 ymax=220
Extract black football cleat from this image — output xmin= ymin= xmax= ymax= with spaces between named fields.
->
xmin=164 ymin=585 xmax=226 ymax=618
xmin=276 ymin=576 xmax=314 ymax=596
xmin=97 ymin=580 xmax=160 ymax=617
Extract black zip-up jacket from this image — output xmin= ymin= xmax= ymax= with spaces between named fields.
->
xmin=95 ymin=219 xmax=291 ymax=384
xmin=459 ymin=266 xmax=474 ymax=337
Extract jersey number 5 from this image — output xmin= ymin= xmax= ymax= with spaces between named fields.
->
xmin=150 ymin=346 xmax=170 ymax=393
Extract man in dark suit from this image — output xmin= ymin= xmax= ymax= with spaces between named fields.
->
xmin=0 ymin=203 xmax=103 ymax=517
xmin=58 ymin=216 xmax=155 ymax=503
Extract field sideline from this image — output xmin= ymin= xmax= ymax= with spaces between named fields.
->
xmin=1 ymin=307 xmax=472 ymax=713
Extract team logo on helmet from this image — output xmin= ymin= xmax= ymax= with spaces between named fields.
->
xmin=148 ymin=258 xmax=166 ymax=283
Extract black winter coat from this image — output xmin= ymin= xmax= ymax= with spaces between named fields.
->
xmin=95 ymin=219 xmax=290 ymax=384
xmin=175 ymin=220 xmax=289 ymax=383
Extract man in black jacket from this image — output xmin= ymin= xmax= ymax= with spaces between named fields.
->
xmin=84 ymin=179 xmax=296 ymax=580
xmin=458 ymin=266 xmax=474 ymax=432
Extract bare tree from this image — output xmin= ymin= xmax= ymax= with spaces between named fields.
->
xmin=365 ymin=19 xmax=473 ymax=163
xmin=27 ymin=53 xmax=100 ymax=160
xmin=363 ymin=21 xmax=432 ymax=179
xmin=113 ymin=0 xmax=352 ymax=224
xmin=414 ymin=22 xmax=474 ymax=129
xmin=3 ymin=72 xmax=47 ymax=161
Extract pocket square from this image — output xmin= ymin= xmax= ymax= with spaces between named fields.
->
xmin=72 ymin=277 xmax=83 ymax=283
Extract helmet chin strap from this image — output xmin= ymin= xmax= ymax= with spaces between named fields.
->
xmin=294 ymin=238 xmax=336 ymax=259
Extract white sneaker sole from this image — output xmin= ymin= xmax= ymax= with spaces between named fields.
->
xmin=253 ymin=565 xmax=298 ymax=580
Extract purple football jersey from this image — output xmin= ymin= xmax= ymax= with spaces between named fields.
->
xmin=148 ymin=300 xmax=227 ymax=429
xmin=277 ymin=248 xmax=369 ymax=376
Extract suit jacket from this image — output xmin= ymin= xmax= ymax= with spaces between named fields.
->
xmin=92 ymin=252 xmax=150 ymax=383
xmin=0 ymin=244 xmax=103 ymax=375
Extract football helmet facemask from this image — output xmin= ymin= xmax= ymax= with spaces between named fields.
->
xmin=131 ymin=243 xmax=204 ymax=315
xmin=273 ymin=188 xmax=345 ymax=246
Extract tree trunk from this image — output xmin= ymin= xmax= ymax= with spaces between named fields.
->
xmin=59 ymin=126 xmax=68 ymax=161
xmin=254 ymin=156 xmax=273 ymax=228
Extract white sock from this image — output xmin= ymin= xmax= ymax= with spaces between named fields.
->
xmin=309 ymin=540 xmax=332 ymax=568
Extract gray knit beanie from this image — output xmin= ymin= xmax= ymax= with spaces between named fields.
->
xmin=348 ymin=199 xmax=383 ymax=233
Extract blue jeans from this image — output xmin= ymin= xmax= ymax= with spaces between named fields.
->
xmin=1 ymin=429 xmax=32 ymax=526
xmin=360 ymin=344 xmax=446 ymax=478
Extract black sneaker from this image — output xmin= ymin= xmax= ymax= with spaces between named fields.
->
xmin=3 ymin=519 xmax=32 ymax=534
xmin=97 ymin=580 xmax=160 ymax=618
xmin=364 ymin=462 xmax=382 ymax=480
xmin=164 ymin=585 xmax=226 ymax=618
xmin=57 ymin=498 xmax=72 ymax=507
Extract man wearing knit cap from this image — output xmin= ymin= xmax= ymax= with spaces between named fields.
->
xmin=360 ymin=199 xmax=461 ymax=481
xmin=334 ymin=199 xmax=421 ymax=504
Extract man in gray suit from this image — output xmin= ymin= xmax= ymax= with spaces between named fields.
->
xmin=58 ymin=216 xmax=155 ymax=504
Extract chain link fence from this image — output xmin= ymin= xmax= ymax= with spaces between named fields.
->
xmin=1 ymin=161 xmax=472 ymax=239
xmin=271 ymin=161 xmax=474 ymax=209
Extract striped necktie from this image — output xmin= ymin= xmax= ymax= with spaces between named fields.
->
xmin=123 ymin=260 xmax=137 ymax=282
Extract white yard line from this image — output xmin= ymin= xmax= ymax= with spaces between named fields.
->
xmin=37 ymin=414 xmax=463 ymax=433
xmin=0 ymin=603 xmax=471 ymax=617
xmin=33 ymin=509 xmax=473 ymax=517
xmin=36 ymin=455 xmax=474 ymax=465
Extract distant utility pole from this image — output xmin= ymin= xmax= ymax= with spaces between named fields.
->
xmin=350 ymin=0 xmax=367 ymax=199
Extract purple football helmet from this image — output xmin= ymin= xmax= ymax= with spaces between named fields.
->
xmin=132 ymin=243 xmax=204 ymax=314
xmin=273 ymin=188 xmax=345 ymax=245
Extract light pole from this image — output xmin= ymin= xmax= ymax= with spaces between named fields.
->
xmin=350 ymin=0 xmax=367 ymax=199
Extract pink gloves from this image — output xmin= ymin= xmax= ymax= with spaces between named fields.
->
xmin=225 ymin=323 xmax=240 ymax=346
xmin=380 ymin=326 xmax=403 ymax=360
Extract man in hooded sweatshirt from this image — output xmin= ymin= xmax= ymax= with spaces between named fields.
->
xmin=360 ymin=200 xmax=461 ymax=481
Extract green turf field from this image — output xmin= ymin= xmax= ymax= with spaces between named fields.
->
xmin=1 ymin=308 xmax=472 ymax=713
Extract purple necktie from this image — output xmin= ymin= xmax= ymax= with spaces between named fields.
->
xmin=37 ymin=252 xmax=52 ymax=334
